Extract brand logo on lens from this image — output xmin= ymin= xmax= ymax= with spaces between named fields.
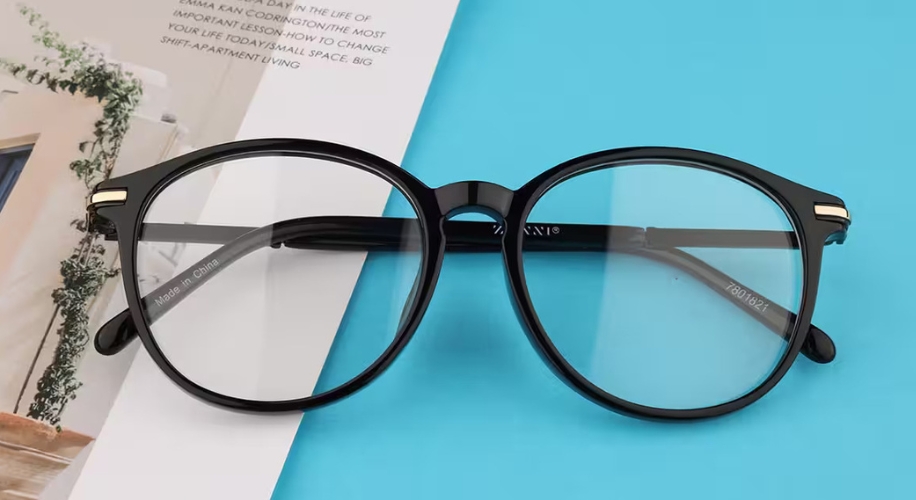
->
xmin=491 ymin=224 xmax=560 ymax=236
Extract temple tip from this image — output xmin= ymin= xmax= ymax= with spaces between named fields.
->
xmin=801 ymin=324 xmax=836 ymax=364
xmin=94 ymin=309 xmax=139 ymax=356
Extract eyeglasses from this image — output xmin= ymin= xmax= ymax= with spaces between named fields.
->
xmin=87 ymin=139 xmax=850 ymax=420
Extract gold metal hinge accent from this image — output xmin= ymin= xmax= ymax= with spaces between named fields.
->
xmin=88 ymin=190 xmax=127 ymax=208
xmin=814 ymin=204 xmax=850 ymax=222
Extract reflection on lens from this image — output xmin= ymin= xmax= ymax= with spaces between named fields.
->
xmin=522 ymin=163 xmax=803 ymax=410
xmin=137 ymin=155 xmax=422 ymax=402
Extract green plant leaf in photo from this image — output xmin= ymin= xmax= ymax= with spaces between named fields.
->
xmin=0 ymin=4 xmax=142 ymax=429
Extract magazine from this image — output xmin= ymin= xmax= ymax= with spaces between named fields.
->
xmin=0 ymin=0 xmax=457 ymax=498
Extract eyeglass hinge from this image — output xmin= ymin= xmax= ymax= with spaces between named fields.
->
xmin=87 ymin=189 xmax=128 ymax=209
xmin=814 ymin=204 xmax=851 ymax=223
xmin=86 ymin=189 xmax=126 ymax=239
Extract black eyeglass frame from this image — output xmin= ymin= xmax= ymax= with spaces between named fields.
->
xmin=87 ymin=138 xmax=850 ymax=421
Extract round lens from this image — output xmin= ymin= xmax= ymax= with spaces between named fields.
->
xmin=522 ymin=162 xmax=803 ymax=410
xmin=136 ymin=154 xmax=422 ymax=402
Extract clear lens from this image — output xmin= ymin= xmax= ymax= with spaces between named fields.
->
xmin=522 ymin=163 xmax=803 ymax=410
xmin=137 ymin=154 xmax=422 ymax=402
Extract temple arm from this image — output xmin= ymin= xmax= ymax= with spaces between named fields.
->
xmin=95 ymin=217 xmax=835 ymax=363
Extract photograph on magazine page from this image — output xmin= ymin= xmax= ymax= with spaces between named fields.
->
xmin=0 ymin=0 xmax=348 ymax=496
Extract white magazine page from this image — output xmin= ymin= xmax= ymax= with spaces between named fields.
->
xmin=0 ymin=0 xmax=457 ymax=498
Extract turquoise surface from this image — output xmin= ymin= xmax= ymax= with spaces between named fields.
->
xmin=274 ymin=0 xmax=915 ymax=498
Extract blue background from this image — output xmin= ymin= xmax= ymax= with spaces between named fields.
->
xmin=274 ymin=0 xmax=914 ymax=498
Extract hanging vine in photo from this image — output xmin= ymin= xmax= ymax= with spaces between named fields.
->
xmin=0 ymin=4 xmax=143 ymax=428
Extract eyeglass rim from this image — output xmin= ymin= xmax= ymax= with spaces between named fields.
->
xmin=87 ymin=138 xmax=849 ymax=420
xmin=511 ymin=154 xmax=814 ymax=418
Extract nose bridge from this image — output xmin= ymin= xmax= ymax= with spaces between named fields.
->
xmin=434 ymin=181 xmax=515 ymax=220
